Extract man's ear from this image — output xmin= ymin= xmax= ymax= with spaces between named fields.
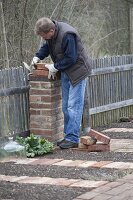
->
xmin=50 ymin=29 xmax=55 ymax=34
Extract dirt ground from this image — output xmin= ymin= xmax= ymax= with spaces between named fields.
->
xmin=0 ymin=122 xmax=133 ymax=200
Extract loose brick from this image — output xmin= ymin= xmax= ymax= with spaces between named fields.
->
xmin=80 ymin=136 xmax=97 ymax=145
xmin=72 ymin=148 xmax=89 ymax=152
xmin=78 ymin=142 xmax=88 ymax=149
xmin=87 ymin=143 xmax=110 ymax=152
xmin=89 ymin=129 xmax=110 ymax=144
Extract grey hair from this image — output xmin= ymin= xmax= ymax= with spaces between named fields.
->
xmin=34 ymin=17 xmax=55 ymax=35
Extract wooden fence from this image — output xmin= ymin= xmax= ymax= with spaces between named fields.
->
xmin=88 ymin=54 xmax=133 ymax=127
xmin=0 ymin=67 xmax=30 ymax=137
xmin=1 ymin=54 xmax=133 ymax=137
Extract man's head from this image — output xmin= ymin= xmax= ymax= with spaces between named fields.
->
xmin=34 ymin=17 xmax=55 ymax=40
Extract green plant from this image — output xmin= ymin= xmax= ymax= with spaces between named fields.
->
xmin=16 ymin=134 xmax=54 ymax=158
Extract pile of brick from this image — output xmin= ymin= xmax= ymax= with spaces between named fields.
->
xmin=78 ymin=129 xmax=111 ymax=152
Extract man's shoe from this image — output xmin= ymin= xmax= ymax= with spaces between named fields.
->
xmin=57 ymin=138 xmax=65 ymax=146
xmin=59 ymin=140 xmax=78 ymax=149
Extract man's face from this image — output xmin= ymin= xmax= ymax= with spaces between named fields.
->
xmin=39 ymin=29 xmax=55 ymax=40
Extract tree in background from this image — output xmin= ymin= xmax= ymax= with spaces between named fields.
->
xmin=0 ymin=0 xmax=131 ymax=68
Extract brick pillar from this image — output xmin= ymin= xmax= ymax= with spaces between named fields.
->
xmin=29 ymin=64 xmax=64 ymax=142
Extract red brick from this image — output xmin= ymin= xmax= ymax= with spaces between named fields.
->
xmin=72 ymin=148 xmax=89 ymax=152
xmin=40 ymin=107 xmax=62 ymax=115
xmin=36 ymin=63 xmax=49 ymax=70
xmin=30 ymin=115 xmax=63 ymax=126
xmin=89 ymin=129 xmax=110 ymax=144
xmin=87 ymin=144 xmax=110 ymax=152
xmin=73 ymin=144 xmax=110 ymax=152
xmin=30 ymin=102 xmax=58 ymax=109
xmin=78 ymin=142 xmax=88 ymax=149
xmin=30 ymin=119 xmax=64 ymax=130
xmin=91 ymin=161 xmax=113 ymax=168
xmin=30 ymin=158 xmax=63 ymax=165
xmin=70 ymin=180 xmax=108 ymax=188
xmin=30 ymin=109 xmax=41 ymax=115
xmin=30 ymin=82 xmax=40 ymax=88
xmin=29 ymin=95 xmax=41 ymax=102
xmin=40 ymin=81 xmax=61 ymax=89
xmin=30 ymin=88 xmax=58 ymax=96
xmin=31 ymin=126 xmax=64 ymax=139
xmin=63 ymin=160 xmax=86 ymax=167
xmin=30 ymin=128 xmax=53 ymax=135
xmin=32 ymin=69 xmax=49 ymax=76
xmin=51 ymin=178 xmax=79 ymax=186
xmin=41 ymin=95 xmax=61 ymax=102
xmin=31 ymin=88 xmax=59 ymax=95
xmin=80 ymin=136 xmax=97 ymax=145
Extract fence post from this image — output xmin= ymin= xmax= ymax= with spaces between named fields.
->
xmin=130 ymin=8 xmax=133 ymax=54
xmin=82 ymin=77 xmax=91 ymax=134
xmin=29 ymin=67 xmax=64 ymax=142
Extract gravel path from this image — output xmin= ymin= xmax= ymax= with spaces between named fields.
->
xmin=0 ymin=121 xmax=133 ymax=200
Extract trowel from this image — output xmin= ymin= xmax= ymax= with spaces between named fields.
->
xmin=23 ymin=62 xmax=31 ymax=71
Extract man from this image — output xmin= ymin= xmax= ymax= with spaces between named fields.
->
xmin=31 ymin=17 xmax=91 ymax=149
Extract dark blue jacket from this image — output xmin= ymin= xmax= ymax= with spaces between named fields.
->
xmin=36 ymin=34 xmax=77 ymax=71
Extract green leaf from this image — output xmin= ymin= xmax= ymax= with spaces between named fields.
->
xmin=16 ymin=134 xmax=54 ymax=158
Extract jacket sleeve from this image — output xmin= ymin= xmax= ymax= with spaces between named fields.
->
xmin=54 ymin=34 xmax=78 ymax=70
xmin=35 ymin=42 xmax=50 ymax=60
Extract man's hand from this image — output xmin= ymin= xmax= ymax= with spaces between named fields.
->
xmin=31 ymin=56 xmax=40 ymax=69
xmin=45 ymin=64 xmax=58 ymax=79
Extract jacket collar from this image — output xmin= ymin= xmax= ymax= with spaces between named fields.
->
xmin=52 ymin=20 xmax=59 ymax=39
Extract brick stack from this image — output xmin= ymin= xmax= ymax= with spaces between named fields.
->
xmin=78 ymin=129 xmax=111 ymax=152
xmin=29 ymin=63 xmax=64 ymax=142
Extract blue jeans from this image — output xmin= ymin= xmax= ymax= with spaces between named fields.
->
xmin=61 ymin=72 xmax=87 ymax=143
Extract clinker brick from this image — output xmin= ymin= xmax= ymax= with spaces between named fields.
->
xmin=78 ymin=142 xmax=88 ymax=149
xmin=87 ymin=144 xmax=110 ymax=152
xmin=89 ymin=129 xmax=110 ymax=144
xmin=36 ymin=63 xmax=48 ymax=70
xmin=80 ymin=136 xmax=97 ymax=145
xmin=32 ymin=69 xmax=49 ymax=76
